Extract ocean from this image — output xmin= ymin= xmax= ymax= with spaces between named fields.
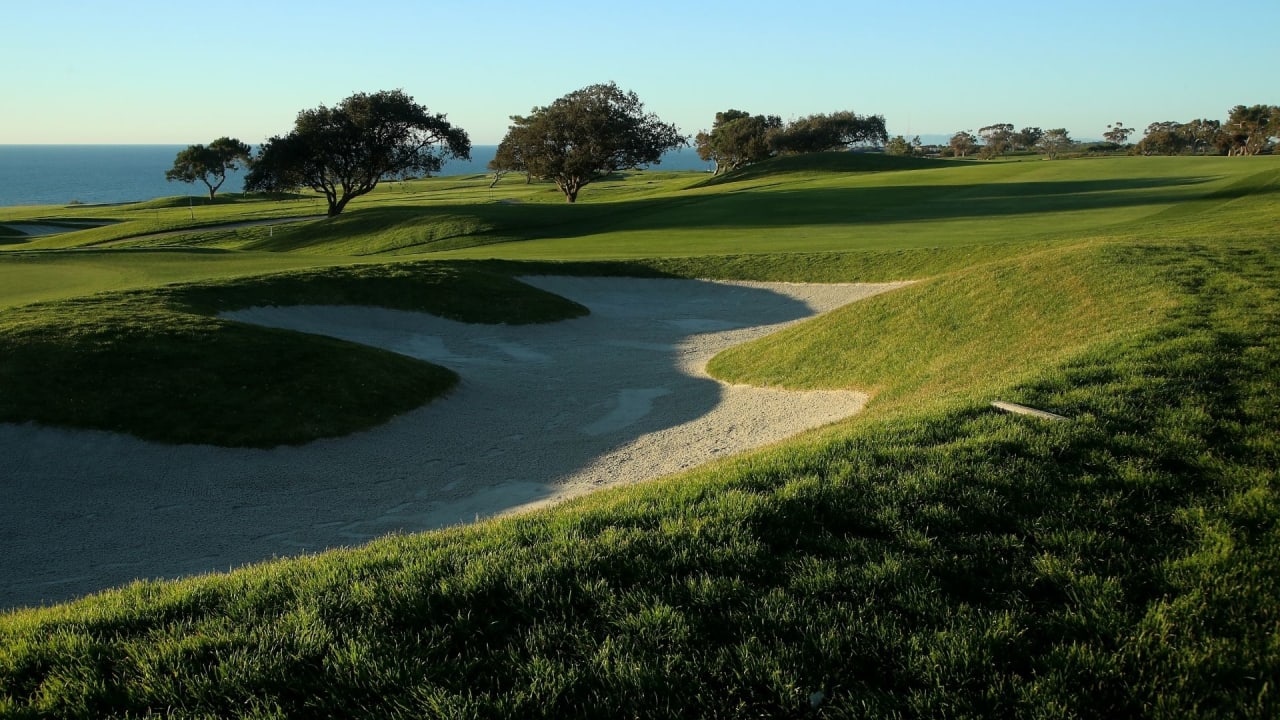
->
xmin=0 ymin=145 xmax=713 ymax=208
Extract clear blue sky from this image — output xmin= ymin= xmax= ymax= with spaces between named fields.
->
xmin=4 ymin=0 xmax=1277 ymax=145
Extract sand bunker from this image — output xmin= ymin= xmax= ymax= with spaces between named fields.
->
xmin=0 ymin=277 xmax=907 ymax=609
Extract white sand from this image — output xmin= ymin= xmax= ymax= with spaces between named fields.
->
xmin=0 ymin=277 xmax=907 ymax=609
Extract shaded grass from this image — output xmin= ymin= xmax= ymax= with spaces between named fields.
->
xmin=0 ymin=241 xmax=1274 ymax=717
xmin=0 ymin=263 xmax=586 ymax=446
xmin=689 ymin=150 xmax=959 ymax=187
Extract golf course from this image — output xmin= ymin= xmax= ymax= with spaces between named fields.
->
xmin=1 ymin=152 xmax=1276 ymax=716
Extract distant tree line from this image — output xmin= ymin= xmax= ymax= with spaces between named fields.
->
xmin=927 ymin=104 xmax=1280 ymax=163
xmin=167 ymin=93 xmax=1278 ymax=213
xmin=940 ymin=125 xmax=1072 ymax=160
xmin=693 ymin=110 xmax=888 ymax=175
xmin=167 ymin=84 xmax=688 ymax=211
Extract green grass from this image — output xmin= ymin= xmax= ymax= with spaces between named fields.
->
xmin=0 ymin=249 xmax=351 ymax=310
xmin=10 ymin=154 xmax=1264 ymax=262
xmin=706 ymin=241 xmax=1177 ymax=410
xmin=0 ymin=263 xmax=586 ymax=446
xmin=0 ymin=153 xmax=1276 ymax=717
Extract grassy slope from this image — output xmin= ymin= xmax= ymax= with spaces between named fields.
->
xmin=0 ymin=155 xmax=1276 ymax=717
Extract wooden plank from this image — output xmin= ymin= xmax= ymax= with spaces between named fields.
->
xmin=991 ymin=401 xmax=1069 ymax=421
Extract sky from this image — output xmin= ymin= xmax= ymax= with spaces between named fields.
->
xmin=3 ymin=0 xmax=1277 ymax=145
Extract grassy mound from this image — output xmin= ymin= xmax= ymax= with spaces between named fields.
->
xmin=707 ymin=241 xmax=1176 ymax=410
xmin=0 ymin=263 xmax=587 ymax=446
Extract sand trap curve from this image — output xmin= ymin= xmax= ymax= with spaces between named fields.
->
xmin=0 ymin=277 xmax=908 ymax=609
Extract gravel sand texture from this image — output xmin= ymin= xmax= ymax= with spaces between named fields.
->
xmin=0 ymin=277 xmax=908 ymax=609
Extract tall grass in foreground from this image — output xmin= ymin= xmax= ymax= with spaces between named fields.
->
xmin=1 ymin=239 xmax=1274 ymax=717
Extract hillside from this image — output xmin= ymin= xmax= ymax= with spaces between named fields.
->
xmin=0 ymin=154 xmax=1276 ymax=717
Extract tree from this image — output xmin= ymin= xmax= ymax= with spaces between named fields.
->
xmin=488 ymin=122 xmax=535 ymax=187
xmin=949 ymin=131 xmax=978 ymax=157
xmin=1012 ymin=127 xmax=1043 ymax=151
xmin=493 ymin=83 xmax=686 ymax=203
xmin=1223 ymin=104 xmax=1280 ymax=156
xmin=1183 ymin=118 xmax=1225 ymax=154
xmin=1136 ymin=121 xmax=1189 ymax=155
xmin=695 ymin=109 xmax=782 ymax=174
xmin=244 ymin=90 xmax=470 ymax=216
xmin=771 ymin=111 xmax=888 ymax=154
xmin=1103 ymin=122 xmax=1134 ymax=146
xmin=884 ymin=135 xmax=915 ymax=156
xmin=164 ymin=137 xmax=251 ymax=200
xmin=978 ymin=123 xmax=1015 ymax=158
xmin=1037 ymin=128 xmax=1073 ymax=159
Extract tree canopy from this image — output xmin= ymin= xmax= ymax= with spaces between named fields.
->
xmin=1036 ymin=128 xmax=1073 ymax=159
xmin=770 ymin=111 xmax=888 ymax=154
xmin=1135 ymin=121 xmax=1191 ymax=155
xmin=491 ymin=83 xmax=685 ymax=203
xmin=1223 ymin=104 xmax=1280 ymax=156
xmin=1103 ymin=122 xmax=1134 ymax=146
xmin=949 ymin=131 xmax=978 ymax=158
xmin=1013 ymin=127 xmax=1043 ymax=152
xmin=1132 ymin=105 xmax=1278 ymax=156
xmin=695 ymin=110 xmax=783 ymax=175
xmin=164 ymin=137 xmax=251 ymax=200
xmin=244 ymin=90 xmax=470 ymax=216
xmin=978 ymin=124 xmax=1014 ymax=158
xmin=884 ymin=135 xmax=921 ymax=156
xmin=693 ymin=109 xmax=887 ymax=174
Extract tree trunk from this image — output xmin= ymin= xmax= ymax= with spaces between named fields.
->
xmin=558 ymin=178 xmax=582 ymax=203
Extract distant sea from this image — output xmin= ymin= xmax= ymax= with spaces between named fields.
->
xmin=0 ymin=145 xmax=714 ymax=208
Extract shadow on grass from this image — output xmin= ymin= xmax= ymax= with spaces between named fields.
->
xmin=691 ymin=152 xmax=957 ymax=188
xmin=231 ymin=174 xmax=1241 ymax=255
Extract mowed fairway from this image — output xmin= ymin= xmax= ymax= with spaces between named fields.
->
xmin=0 ymin=153 xmax=1277 ymax=717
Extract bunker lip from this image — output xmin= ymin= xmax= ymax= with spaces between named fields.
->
xmin=0 ymin=277 xmax=909 ymax=610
